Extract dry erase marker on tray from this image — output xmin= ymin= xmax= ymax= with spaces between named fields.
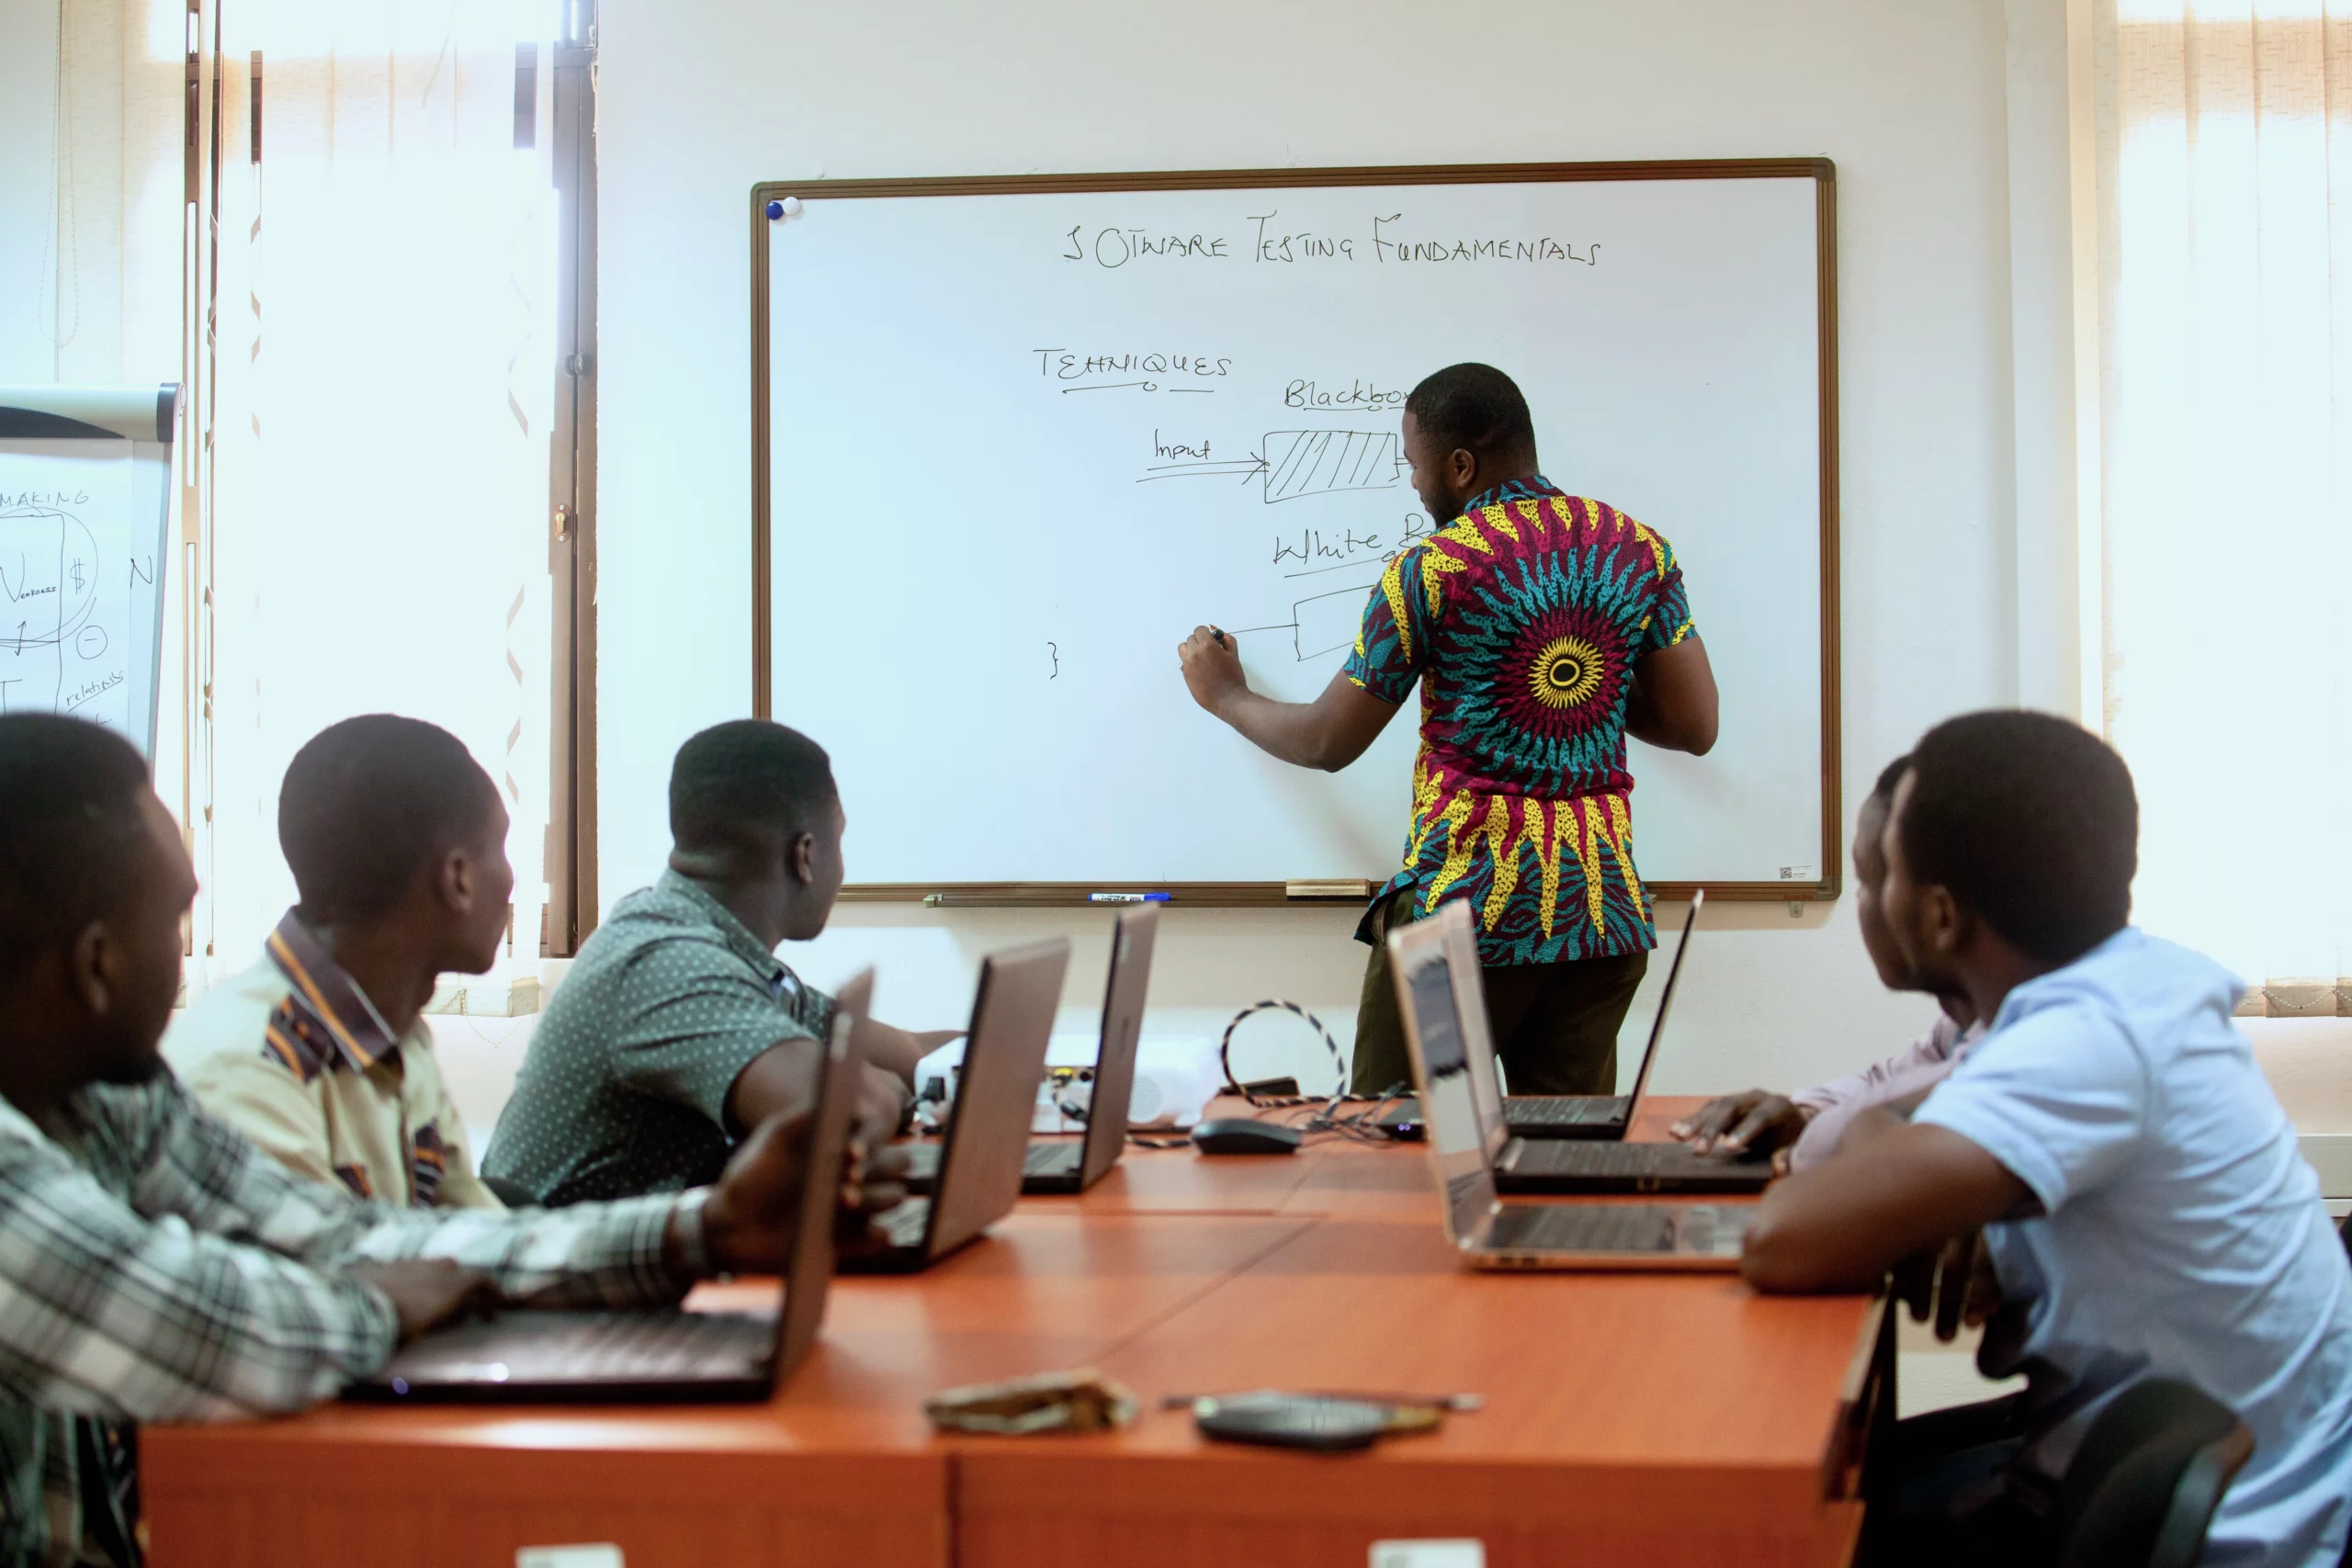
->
xmin=1089 ymin=892 xmax=1170 ymax=904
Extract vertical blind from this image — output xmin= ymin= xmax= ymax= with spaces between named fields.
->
xmin=2094 ymin=0 xmax=2352 ymax=1010
xmin=47 ymin=0 xmax=560 ymax=995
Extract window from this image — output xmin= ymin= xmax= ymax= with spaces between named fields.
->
xmin=2092 ymin=0 xmax=2351 ymax=1007
xmin=41 ymin=0 xmax=596 ymax=1000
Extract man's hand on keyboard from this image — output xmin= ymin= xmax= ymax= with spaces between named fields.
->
xmin=1672 ymin=1089 xmax=1810 ymax=1156
xmin=855 ymin=1061 xmax=916 ymax=1151
xmin=347 ymin=1258 xmax=499 ymax=1344
xmin=688 ymin=1101 xmax=915 ymax=1276
xmin=696 ymin=1109 xmax=817 ymax=1276
xmin=844 ymin=1136 xmax=910 ymax=1216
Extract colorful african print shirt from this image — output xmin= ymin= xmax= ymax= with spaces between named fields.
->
xmin=1341 ymin=476 xmax=1695 ymax=965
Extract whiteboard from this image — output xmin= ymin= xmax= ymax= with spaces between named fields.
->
xmin=756 ymin=166 xmax=1836 ymax=896
xmin=0 ymin=386 xmax=177 ymax=757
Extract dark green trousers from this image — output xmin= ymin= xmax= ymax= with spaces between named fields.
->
xmin=1349 ymin=892 xmax=1650 ymax=1097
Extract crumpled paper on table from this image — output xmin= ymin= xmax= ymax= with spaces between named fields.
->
xmin=923 ymin=1368 xmax=1139 ymax=1436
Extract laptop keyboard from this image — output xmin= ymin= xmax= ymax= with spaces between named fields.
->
xmin=1514 ymin=1142 xmax=1750 ymax=1178
xmin=897 ymin=1143 xmax=1081 ymax=1181
xmin=876 ymin=1196 xmax=932 ymax=1247
xmin=1023 ymin=1143 xmax=1081 ymax=1178
xmin=554 ymin=1311 xmax=776 ymax=1378
xmin=1487 ymin=1203 xmax=1746 ymax=1257
xmin=1489 ymin=1204 xmax=1679 ymax=1253
xmin=1504 ymin=1096 xmax=1623 ymax=1127
xmin=397 ymin=1308 xmax=776 ymax=1382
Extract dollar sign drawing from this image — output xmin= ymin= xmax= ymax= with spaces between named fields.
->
xmin=69 ymin=559 xmax=85 ymax=593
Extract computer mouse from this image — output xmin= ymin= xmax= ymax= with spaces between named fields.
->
xmin=1190 ymin=1118 xmax=1304 ymax=1156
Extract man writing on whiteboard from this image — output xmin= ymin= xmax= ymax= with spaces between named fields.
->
xmin=1178 ymin=363 xmax=1719 ymax=1096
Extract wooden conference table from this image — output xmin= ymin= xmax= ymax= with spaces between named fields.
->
xmin=142 ymin=1098 xmax=1885 ymax=1568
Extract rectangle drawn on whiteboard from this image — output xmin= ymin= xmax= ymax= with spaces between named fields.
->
xmin=1264 ymin=429 xmax=1402 ymax=502
xmin=0 ymin=440 xmax=137 ymax=737
xmin=1293 ymin=582 xmax=1376 ymax=660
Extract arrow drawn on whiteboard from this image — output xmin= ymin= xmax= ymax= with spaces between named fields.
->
xmin=1136 ymin=431 xmax=1403 ymax=504
xmin=1136 ymin=450 xmax=1270 ymax=487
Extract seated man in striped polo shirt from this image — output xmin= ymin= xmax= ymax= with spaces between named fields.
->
xmin=166 ymin=715 xmax=507 ymax=1208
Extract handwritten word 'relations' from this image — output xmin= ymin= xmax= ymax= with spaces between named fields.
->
xmin=62 ymin=670 xmax=124 ymax=715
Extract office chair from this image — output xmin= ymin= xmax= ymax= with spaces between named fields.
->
xmin=2052 ymin=1379 xmax=2253 ymax=1568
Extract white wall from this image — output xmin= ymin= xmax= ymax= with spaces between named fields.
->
xmin=0 ymin=0 xmax=2062 ymax=1098
xmin=592 ymin=0 xmax=2045 ymax=1093
xmin=0 ymin=0 xmax=62 ymax=381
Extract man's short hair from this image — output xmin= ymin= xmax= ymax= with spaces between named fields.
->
xmin=1405 ymin=363 xmax=1537 ymax=464
xmin=1899 ymin=710 xmax=2136 ymax=964
xmin=1865 ymin=753 xmax=1912 ymax=814
xmin=670 ymin=720 xmax=838 ymax=860
xmin=279 ymin=716 xmax=501 ymax=925
xmin=0 ymin=715 xmax=155 ymax=985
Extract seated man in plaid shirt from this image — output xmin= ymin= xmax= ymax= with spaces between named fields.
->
xmin=0 ymin=714 xmax=898 ymax=1568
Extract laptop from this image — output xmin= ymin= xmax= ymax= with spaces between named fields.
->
xmin=901 ymin=906 xmax=1156 ymax=1196
xmin=1379 ymin=892 xmax=1705 ymax=1143
xmin=347 ymin=971 xmax=876 ymax=1404
xmin=841 ymin=939 xmax=1071 ymax=1274
xmin=1388 ymin=897 xmax=1767 ymax=1196
xmin=1393 ymin=929 xmax=1749 ymax=1271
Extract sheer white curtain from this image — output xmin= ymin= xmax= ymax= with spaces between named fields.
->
xmin=204 ymin=0 xmax=556 ymax=994
xmin=50 ymin=0 xmax=558 ymax=997
xmin=2093 ymin=0 xmax=2352 ymax=1010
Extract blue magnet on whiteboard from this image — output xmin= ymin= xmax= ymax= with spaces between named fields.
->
xmin=765 ymin=199 xmax=785 ymax=220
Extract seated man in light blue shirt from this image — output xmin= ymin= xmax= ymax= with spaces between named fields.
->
xmin=1744 ymin=710 xmax=2352 ymax=1568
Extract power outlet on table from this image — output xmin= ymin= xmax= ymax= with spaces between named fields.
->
xmin=1369 ymin=1541 xmax=1486 ymax=1568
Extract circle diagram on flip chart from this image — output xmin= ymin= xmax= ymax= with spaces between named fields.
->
xmin=0 ymin=440 xmax=137 ymax=736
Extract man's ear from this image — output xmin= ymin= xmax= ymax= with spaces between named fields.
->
xmin=1448 ymin=446 xmax=1478 ymax=494
xmin=1921 ymin=885 xmax=1967 ymax=956
xmin=786 ymin=830 xmax=818 ymax=887
xmin=65 ymin=921 xmax=113 ymax=1018
xmin=437 ymin=848 xmax=478 ymax=916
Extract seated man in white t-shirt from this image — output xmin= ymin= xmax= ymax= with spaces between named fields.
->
xmin=1672 ymin=755 xmax=1982 ymax=1170
xmin=1744 ymin=711 xmax=2352 ymax=1568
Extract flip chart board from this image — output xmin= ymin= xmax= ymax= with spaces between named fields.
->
xmin=0 ymin=386 xmax=178 ymax=757
xmin=752 ymin=164 xmax=1838 ymax=903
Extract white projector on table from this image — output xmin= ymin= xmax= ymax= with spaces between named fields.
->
xmin=1032 ymin=1033 xmax=1222 ymax=1133
xmin=918 ymin=1033 xmax=1224 ymax=1134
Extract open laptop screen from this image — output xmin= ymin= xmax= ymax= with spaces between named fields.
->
xmin=1403 ymin=951 xmax=1503 ymax=1241
xmin=1080 ymin=906 xmax=1157 ymax=1186
xmin=776 ymin=971 xmax=868 ymax=1376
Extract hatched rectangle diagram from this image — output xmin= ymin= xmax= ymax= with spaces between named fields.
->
xmin=1262 ymin=430 xmax=1401 ymax=503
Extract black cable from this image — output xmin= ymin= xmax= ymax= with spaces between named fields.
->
xmin=1217 ymin=999 xmax=1348 ymax=1105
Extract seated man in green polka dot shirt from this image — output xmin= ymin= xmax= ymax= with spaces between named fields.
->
xmin=483 ymin=721 xmax=957 ymax=1206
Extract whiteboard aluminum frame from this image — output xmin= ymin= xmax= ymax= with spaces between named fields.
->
xmin=750 ymin=162 xmax=1840 ymax=908
xmin=0 ymin=383 xmax=181 ymax=762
